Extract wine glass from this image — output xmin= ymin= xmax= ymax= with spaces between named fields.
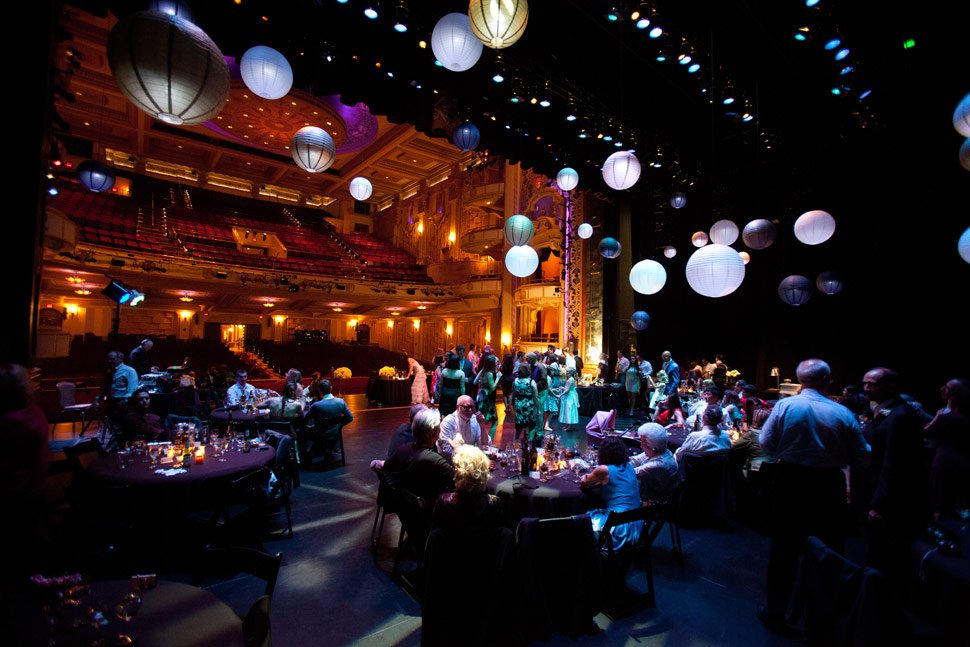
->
xmin=235 ymin=431 xmax=247 ymax=452
xmin=113 ymin=584 xmax=142 ymax=645
xmin=212 ymin=437 xmax=227 ymax=462
xmin=147 ymin=445 xmax=160 ymax=469
xmin=571 ymin=461 xmax=582 ymax=483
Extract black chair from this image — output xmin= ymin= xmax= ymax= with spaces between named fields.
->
xmin=392 ymin=489 xmax=429 ymax=599
xmin=371 ymin=469 xmax=398 ymax=557
xmin=242 ymin=595 xmax=272 ymax=647
xmin=597 ymin=506 xmax=670 ymax=613
xmin=679 ymin=451 xmax=732 ymax=526
xmin=257 ymin=420 xmax=302 ymax=487
xmin=193 ymin=546 xmax=283 ymax=603
xmin=63 ymin=437 xmax=105 ymax=479
xmin=200 ymin=467 xmax=273 ymax=545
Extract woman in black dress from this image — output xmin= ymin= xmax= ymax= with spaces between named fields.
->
xmin=437 ymin=352 xmax=465 ymax=418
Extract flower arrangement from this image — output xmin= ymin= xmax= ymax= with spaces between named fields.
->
xmin=333 ymin=367 xmax=352 ymax=380
xmin=726 ymin=369 xmax=741 ymax=378
xmin=379 ymin=366 xmax=397 ymax=379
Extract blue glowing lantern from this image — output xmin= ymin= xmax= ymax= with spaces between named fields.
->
xmin=77 ymin=160 xmax=116 ymax=193
xmin=599 ymin=237 xmax=622 ymax=259
xmin=630 ymin=311 xmax=651 ymax=331
xmin=778 ymin=275 xmax=813 ymax=306
xmin=816 ymin=271 xmax=844 ymax=295
xmin=453 ymin=121 xmax=481 ymax=151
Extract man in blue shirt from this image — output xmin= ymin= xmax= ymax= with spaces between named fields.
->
xmin=661 ymin=350 xmax=680 ymax=395
xmin=103 ymin=351 xmax=139 ymax=412
xmin=304 ymin=379 xmax=354 ymax=465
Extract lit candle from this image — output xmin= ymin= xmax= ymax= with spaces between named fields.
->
xmin=195 ymin=445 xmax=205 ymax=464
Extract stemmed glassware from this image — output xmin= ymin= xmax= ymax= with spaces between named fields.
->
xmin=113 ymin=580 xmax=142 ymax=645
xmin=147 ymin=445 xmax=161 ymax=469
xmin=117 ymin=449 xmax=131 ymax=470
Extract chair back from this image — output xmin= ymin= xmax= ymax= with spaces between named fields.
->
xmin=242 ymin=595 xmax=272 ymax=647
xmin=598 ymin=506 xmax=657 ymax=555
xmin=64 ymin=437 xmax=104 ymax=474
xmin=375 ymin=469 xmax=399 ymax=512
xmin=56 ymin=382 xmax=77 ymax=408
xmin=679 ymin=451 xmax=731 ymax=525
xmin=396 ymin=488 xmax=429 ymax=552
xmin=194 ymin=546 xmax=283 ymax=598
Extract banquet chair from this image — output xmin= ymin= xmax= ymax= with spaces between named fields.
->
xmin=392 ymin=489 xmax=429 ymax=599
xmin=597 ymin=506 xmax=667 ymax=613
xmin=193 ymin=546 xmax=283 ymax=601
xmin=242 ymin=595 xmax=272 ymax=647
xmin=257 ymin=420 xmax=302 ymax=484
xmin=678 ymin=452 xmax=732 ymax=527
xmin=51 ymin=381 xmax=98 ymax=438
xmin=371 ymin=469 xmax=399 ymax=557
xmin=200 ymin=467 xmax=273 ymax=545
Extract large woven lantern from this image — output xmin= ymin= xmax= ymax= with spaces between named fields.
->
xmin=107 ymin=11 xmax=229 ymax=126
xmin=147 ymin=0 xmax=193 ymax=22
xmin=691 ymin=231 xmax=709 ymax=248
xmin=959 ymin=226 xmax=970 ymax=264
xmin=77 ymin=160 xmax=115 ymax=193
xmin=742 ymin=219 xmax=776 ymax=250
xmin=954 ymin=93 xmax=970 ymax=137
xmin=453 ymin=122 xmax=481 ymax=151
xmin=779 ymin=275 xmax=813 ymax=306
xmin=432 ymin=13 xmax=483 ymax=72
xmin=685 ymin=244 xmax=745 ymax=297
xmin=240 ymin=45 xmax=293 ymax=100
xmin=599 ymin=237 xmax=622 ymax=259
xmin=349 ymin=177 xmax=373 ymax=201
xmin=468 ymin=0 xmax=529 ymax=49
xmin=630 ymin=311 xmax=651 ymax=331
xmin=670 ymin=192 xmax=687 ymax=209
xmin=794 ymin=210 xmax=836 ymax=245
xmin=816 ymin=271 xmax=844 ymax=295
xmin=504 ymin=214 xmax=534 ymax=246
xmin=663 ymin=245 xmax=677 ymax=258
xmin=291 ymin=126 xmax=335 ymax=173
xmin=505 ymin=244 xmax=539 ymax=277
xmin=557 ymin=167 xmax=579 ymax=191
xmin=602 ymin=151 xmax=640 ymax=190
xmin=577 ymin=223 xmax=593 ymax=239
xmin=710 ymin=219 xmax=739 ymax=246
xmin=629 ymin=259 xmax=667 ymax=295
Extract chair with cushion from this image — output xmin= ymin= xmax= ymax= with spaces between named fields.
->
xmin=51 ymin=382 xmax=98 ymax=438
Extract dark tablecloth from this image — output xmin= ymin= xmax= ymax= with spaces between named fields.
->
xmin=577 ymin=385 xmax=618 ymax=416
xmin=366 ymin=376 xmax=414 ymax=406
xmin=87 ymin=445 xmax=275 ymax=486
xmin=487 ymin=471 xmax=601 ymax=526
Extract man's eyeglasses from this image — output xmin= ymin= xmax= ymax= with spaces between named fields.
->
xmin=458 ymin=404 xmax=476 ymax=410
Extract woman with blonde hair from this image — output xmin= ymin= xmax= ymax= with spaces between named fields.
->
xmin=432 ymin=445 xmax=503 ymax=530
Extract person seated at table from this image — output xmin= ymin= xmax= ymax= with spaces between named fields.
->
xmin=432 ymin=445 xmax=503 ymax=532
xmin=372 ymin=408 xmax=455 ymax=505
xmin=731 ymin=407 xmax=776 ymax=478
xmin=267 ymin=382 xmax=305 ymax=420
xmin=740 ymin=383 xmax=771 ymax=424
xmin=629 ymin=422 xmax=681 ymax=504
xmin=438 ymin=395 xmax=488 ymax=461
xmin=117 ymin=388 xmax=167 ymax=445
xmin=225 ymin=369 xmax=256 ymax=407
xmin=657 ymin=394 xmax=686 ymax=426
xmin=686 ymin=386 xmax=722 ymax=429
xmin=676 ymin=405 xmax=732 ymax=463
xmin=721 ymin=391 xmax=744 ymax=433
xmin=511 ymin=363 xmax=540 ymax=443
xmin=581 ymin=435 xmax=643 ymax=549
xmin=303 ymin=379 xmax=353 ymax=460
xmin=387 ymin=403 xmax=428 ymax=459
xmin=285 ymin=368 xmax=307 ymax=407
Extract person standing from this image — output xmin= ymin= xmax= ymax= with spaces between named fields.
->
xmin=128 ymin=339 xmax=155 ymax=377
xmin=474 ymin=355 xmax=501 ymax=440
xmin=660 ymin=351 xmax=681 ymax=395
xmin=408 ymin=357 xmax=430 ymax=405
xmin=512 ymin=364 xmax=540 ymax=443
xmin=557 ymin=366 xmax=580 ymax=432
xmin=103 ymin=351 xmax=139 ymax=414
xmin=757 ymin=358 xmax=870 ymax=633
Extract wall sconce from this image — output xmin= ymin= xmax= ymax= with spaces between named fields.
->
xmin=349 ymin=319 xmax=358 ymax=327
xmin=273 ymin=315 xmax=286 ymax=324
xmin=417 ymin=221 xmax=424 ymax=234
xmin=448 ymin=230 xmax=456 ymax=244
xmin=413 ymin=319 xmax=420 ymax=330
xmin=500 ymin=331 xmax=511 ymax=348
xmin=770 ymin=366 xmax=781 ymax=390
xmin=178 ymin=310 xmax=193 ymax=320
xmin=484 ymin=330 xmax=491 ymax=343
xmin=445 ymin=323 xmax=453 ymax=336
xmin=387 ymin=320 xmax=394 ymax=329
xmin=65 ymin=303 xmax=79 ymax=316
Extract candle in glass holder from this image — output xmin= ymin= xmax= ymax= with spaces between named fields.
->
xmin=194 ymin=445 xmax=205 ymax=464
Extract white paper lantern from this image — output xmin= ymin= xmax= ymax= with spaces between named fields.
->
xmin=742 ymin=219 xmax=776 ymax=250
xmin=291 ymin=126 xmax=335 ymax=173
xmin=663 ymin=245 xmax=677 ymax=258
xmin=691 ymin=231 xmax=709 ymax=247
xmin=630 ymin=311 xmax=651 ymax=331
xmin=557 ymin=167 xmax=579 ymax=191
xmin=147 ymin=0 xmax=192 ymax=22
xmin=432 ymin=13 xmax=483 ymax=72
xmin=794 ymin=210 xmax=836 ymax=245
xmin=710 ymin=219 xmax=739 ymax=246
xmin=629 ymin=259 xmax=667 ymax=295
xmin=954 ymin=93 xmax=970 ymax=138
xmin=107 ymin=11 xmax=229 ymax=125
xmin=961 ymin=138 xmax=970 ymax=172
xmin=240 ymin=46 xmax=293 ymax=100
xmin=959 ymin=226 xmax=970 ymax=264
xmin=503 ymin=214 xmax=534 ymax=246
xmin=739 ymin=251 xmax=750 ymax=265
xmin=670 ymin=192 xmax=687 ymax=209
xmin=685 ymin=244 xmax=745 ymax=298
xmin=349 ymin=177 xmax=373 ymax=201
xmin=504 ymin=244 xmax=539 ymax=277
xmin=816 ymin=271 xmax=844 ymax=295
xmin=468 ymin=0 xmax=529 ymax=49
xmin=577 ymin=223 xmax=593 ymax=239
xmin=601 ymin=151 xmax=641 ymax=190
xmin=779 ymin=275 xmax=813 ymax=306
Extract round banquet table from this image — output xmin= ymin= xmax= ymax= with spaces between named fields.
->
xmin=87 ymin=444 xmax=275 ymax=486
xmin=577 ymin=384 xmax=619 ymax=416
xmin=209 ymin=408 xmax=271 ymax=426
xmin=486 ymin=471 xmax=603 ymax=526
xmin=366 ymin=376 xmax=417 ymax=406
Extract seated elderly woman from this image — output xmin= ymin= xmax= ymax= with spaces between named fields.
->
xmin=629 ymin=422 xmax=682 ymax=504
xmin=432 ymin=445 xmax=503 ymax=531
xmin=675 ymin=404 xmax=732 ymax=462
xmin=581 ymin=435 xmax=643 ymax=549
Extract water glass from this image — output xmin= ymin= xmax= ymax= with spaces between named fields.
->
xmin=117 ymin=450 xmax=131 ymax=470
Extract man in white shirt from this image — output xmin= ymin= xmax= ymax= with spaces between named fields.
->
xmin=686 ymin=387 xmax=721 ymax=429
xmin=629 ymin=422 xmax=681 ymax=502
xmin=437 ymin=395 xmax=487 ymax=460
xmin=225 ymin=369 xmax=256 ymax=406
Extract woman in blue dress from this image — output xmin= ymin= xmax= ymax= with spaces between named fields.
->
xmin=543 ymin=361 xmax=561 ymax=432
xmin=511 ymin=364 xmax=540 ymax=443
xmin=557 ymin=366 xmax=580 ymax=431
xmin=580 ymin=436 xmax=643 ymax=550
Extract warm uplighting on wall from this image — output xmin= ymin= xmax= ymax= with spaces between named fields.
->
xmin=413 ymin=319 xmax=420 ymax=329
xmin=417 ymin=221 xmax=424 ymax=234
xmin=448 ymin=230 xmax=457 ymax=244
xmin=446 ymin=323 xmax=454 ymax=336
xmin=273 ymin=315 xmax=286 ymax=324
xmin=349 ymin=319 xmax=358 ymax=327
xmin=387 ymin=320 xmax=394 ymax=328
xmin=501 ymin=331 xmax=511 ymax=348
xmin=484 ymin=331 xmax=491 ymax=343
xmin=178 ymin=310 xmax=193 ymax=320
xmin=65 ymin=303 xmax=79 ymax=315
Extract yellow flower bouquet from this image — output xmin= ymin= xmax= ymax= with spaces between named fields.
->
xmin=333 ymin=367 xmax=352 ymax=380
xmin=379 ymin=366 xmax=397 ymax=379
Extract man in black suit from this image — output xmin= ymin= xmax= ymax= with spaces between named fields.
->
xmin=303 ymin=379 xmax=353 ymax=464
xmin=860 ymin=367 xmax=930 ymax=586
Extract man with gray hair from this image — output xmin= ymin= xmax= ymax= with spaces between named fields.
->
xmin=757 ymin=358 xmax=870 ymax=633
xmin=629 ymin=422 xmax=681 ymax=503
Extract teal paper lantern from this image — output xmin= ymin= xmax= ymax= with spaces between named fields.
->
xmin=599 ymin=237 xmax=621 ymax=259
xmin=504 ymin=214 xmax=534 ymax=246
xmin=556 ymin=167 xmax=579 ymax=191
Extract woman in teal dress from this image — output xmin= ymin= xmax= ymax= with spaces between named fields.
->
xmin=511 ymin=364 xmax=540 ymax=443
xmin=625 ymin=364 xmax=641 ymax=416
xmin=557 ymin=366 xmax=580 ymax=431
xmin=580 ymin=436 xmax=643 ymax=550
xmin=475 ymin=354 xmax=502 ymax=440
xmin=438 ymin=353 xmax=465 ymax=418
xmin=543 ymin=362 xmax=562 ymax=431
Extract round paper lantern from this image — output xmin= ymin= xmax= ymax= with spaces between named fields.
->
xmin=629 ymin=259 xmax=667 ymax=295
xmin=468 ymin=0 xmax=529 ymax=49
xmin=710 ymin=219 xmax=739 ymax=245
xmin=739 ymin=251 xmax=751 ymax=265
xmin=431 ymin=13 xmax=483 ymax=72
xmin=685 ymin=244 xmax=745 ymax=298
xmin=577 ymin=223 xmax=593 ymax=239
xmin=599 ymin=237 xmax=622 ymax=259
xmin=240 ymin=45 xmax=293 ymax=100
xmin=794 ymin=210 xmax=836 ymax=245
xmin=453 ymin=121 xmax=480 ymax=151
xmin=663 ymin=245 xmax=677 ymax=258
xmin=349 ymin=177 xmax=373 ymax=201
xmin=601 ymin=151 xmax=641 ymax=190
xmin=504 ymin=214 xmax=534 ymax=246
xmin=107 ymin=11 xmax=229 ymax=125
xmin=691 ymin=231 xmax=709 ymax=247
xmin=76 ymin=160 xmax=115 ymax=193
xmin=557 ymin=167 xmax=579 ymax=191
xmin=504 ymin=244 xmax=539 ymax=277
xmin=961 ymin=138 xmax=970 ymax=172
xmin=954 ymin=93 xmax=970 ymax=138
xmin=779 ymin=275 xmax=813 ymax=306
xmin=670 ymin=192 xmax=687 ymax=209
xmin=147 ymin=0 xmax=192 ymax=22
xmin=816 ymin=271 xmax=844 ymax=295
xmin=958 ymin=226 xmax=970 ymax=264
xmin=630 ymin=311 xmax=650 ymax=331
xmin=742 ymin=219 xmax=776 ymax=250
xmin=291 ymin=126 xmax=335 ymax=173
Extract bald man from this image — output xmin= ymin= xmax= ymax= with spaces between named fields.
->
xmin=661 ymin=350 xmax=680 ymax=395
xmin=437 ymin=394 xmax=487 ymax=460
